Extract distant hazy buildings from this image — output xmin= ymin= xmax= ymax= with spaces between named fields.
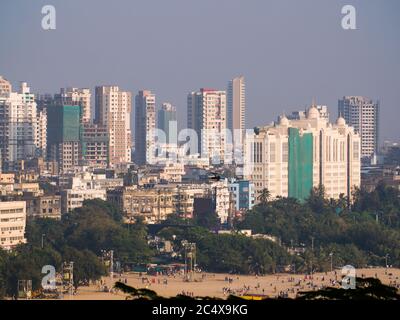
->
xmin=246 ymin=105 xmax=361 ymax=202
xmin=134 ymin=90 xmax=156 ymax=165
xmin=95 ymin=86 xmax=132 ymax=166
xmin=338 ymin=96 xmax=379 ymax=161
xmin=157 ymin=102 xmax=177 ymax=143
xmin=187 ymin=88 xmax=227 ymax=164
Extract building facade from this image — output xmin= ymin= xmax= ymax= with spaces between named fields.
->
xmin=0 ymin=81 xmax=39 ymax=171
xmin=135 ymin=90 xmax=156 ymax=165
xmin=95 ymin=86 xmax=132 ymax=166
xmin=227 ymin=76 xmax=245 ymax=134
xmin=47 ymin=104 xmax=82 ymax=173
xmin=228 ymin=180 xmax=255 ymax=212
xmin=187 ymin=88 xmax=227 ymax=164
xmin=82 ymin=123 xmax=109 ymax=167
xmin=107 ymin=182 xmax=231 ymax=224
xmin=338 ymin=96 xmax=379 ymax=161
xmin=0 ymin=201 xmax=27 ymax=250
xmin=245 ymin=105 xmax=361 ymax=202
xmin=24 ymin=194 xmax=61 ymax=219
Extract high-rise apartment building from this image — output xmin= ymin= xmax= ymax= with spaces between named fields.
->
xmin=134 ymin=90 xmax=156 ymax=165
xmin=245 ymin=105 xmax=361 ymax=202
xmin=227 ymin=76 xmax=245 ymax=133
xmin=187 ymin=88 xmax=227 ymax=164
xmin=0 ymin=81 xmax=40 ymax=171
xmin=81 ymin=123 xmax=109 ymax=167
xmin=47 ymin=104 xmax=82 ymax=173
xmin=95 ymin=86 xmax=132 ymax=166
xmin=157 ymin=102 xmax=177 ymax=144
xmin=338 ymin=96 xmax=379 ymax=161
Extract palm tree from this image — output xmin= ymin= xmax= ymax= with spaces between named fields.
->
xmin=257 ymin=188 xmax=271 ymax=206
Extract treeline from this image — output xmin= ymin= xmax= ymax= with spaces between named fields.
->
xmin=236 ymin=182 xmax=400 ymax=272
xmin=157 ymin=224 xmax=295 ymax=274
xmin=0 ymin=199 xmax=153 ymax=298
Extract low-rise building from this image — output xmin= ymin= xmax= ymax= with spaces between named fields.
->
xmin=0 ymin=201 xmax=27 ymax=250
xmin=228 ymin=180 xmax=255 ymax=212
xmin=107 ymin=182 xmax=231 ymax=224
xmin=61 ymin=188 xmax=106 ymax=214
xmin=24 ymin=194 xmax=62 ymax=219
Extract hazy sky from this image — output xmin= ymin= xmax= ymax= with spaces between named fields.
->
xmin=1 ymin=0 xmax=399 ymax=141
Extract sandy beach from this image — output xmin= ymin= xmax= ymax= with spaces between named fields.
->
xmin=62 ymin=267 xmax=400 ymax=300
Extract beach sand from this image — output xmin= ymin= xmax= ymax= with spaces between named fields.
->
xmin=62 ymin=267 xmax=400 ymax=300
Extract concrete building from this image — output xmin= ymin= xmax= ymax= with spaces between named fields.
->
xmin=338 ymin=96 xmax=379 ymax=161
xmin=82 ymin=123 xmax=109 ymax=167
xmin=0 ymin=81 xmax=39 ymax=171
xmin=245 ymin=105 xmax=361 ymax=202
xmin=228 ymin=180 xmax=255 ymax=212
xmin=0 ymin=201 xmax=27 ymax=250
xmin=107 ymin=182 xmax=231 ymax=224
xmin=24 ymin=194 xmax=61 ymax=219
xmin=135 ymin=90 xmax=156 ymax=165
xmin=46 ymin=104 xmax=82 ymax=173
xmin=187 ymin=88 xmax=227 ymax=164
xmin=95 ymin=86 xmax=132 ymax=166
xmin=227 ymin=76 xmax=246 ymax=144
xmin=59 ymin=170 xmax=122 ymax=213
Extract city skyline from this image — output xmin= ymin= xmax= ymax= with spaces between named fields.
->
xmin=1 ymin=0 xmax=399 ymax=141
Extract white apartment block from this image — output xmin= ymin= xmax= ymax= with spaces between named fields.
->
xmin=338 ymin=96 xmax=379 ymax=160
xmin=95 ymin=86 xmax=132 ymax=166
xmin=187 ymin=88 xmax=227 ymax=164
xmin=245 ymin=105 xmax=361 ymax=202
xmin=0 ymin=201 xmax=27 ymax=250
xmin=60 ymin=171 xmax=122 ymax=213
xmin=227 ymin=76 xmax=246 ymax=132
xmin=0 ymin=81 xmax=40 ymax=170
xmin=135 ymin=90 xmax=156 ymax=165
